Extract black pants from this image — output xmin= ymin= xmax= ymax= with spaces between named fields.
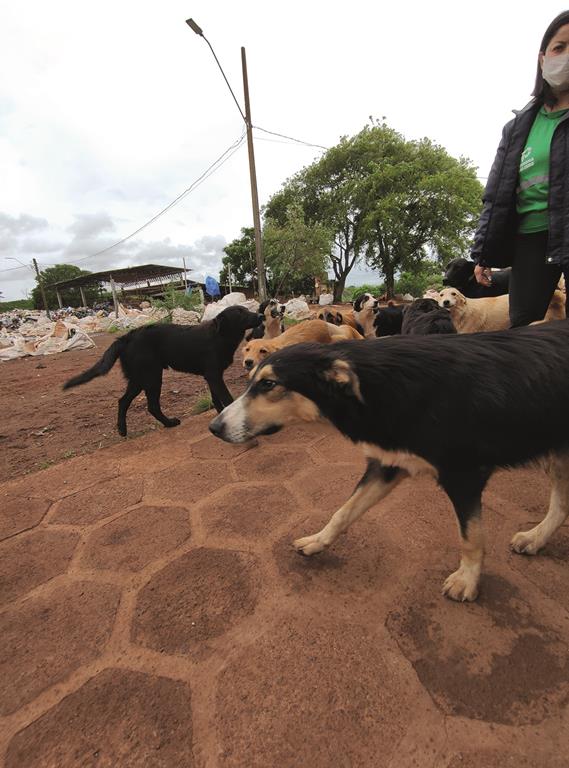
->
xmin=509 ymin=231 xmax=567 ymax=327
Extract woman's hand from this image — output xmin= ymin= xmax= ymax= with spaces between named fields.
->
xmin=474 ymin=264 xmax=492 ymax=287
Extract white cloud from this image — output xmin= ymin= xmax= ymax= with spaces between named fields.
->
xmin=0 ymin=0 xmax=564 ymax=299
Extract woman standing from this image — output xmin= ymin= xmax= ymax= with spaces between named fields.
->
xmin=472 ymin=12 xmax=569 ymax=326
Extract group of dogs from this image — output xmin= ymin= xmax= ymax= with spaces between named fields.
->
xmin=65 ymin=259 xmax=569 ymax=604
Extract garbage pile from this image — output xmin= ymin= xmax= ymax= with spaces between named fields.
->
xmin=0 ymin=318 xmax=95 ymax=361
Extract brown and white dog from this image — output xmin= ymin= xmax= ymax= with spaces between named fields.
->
xmin=438 ymin=287 xmax=566 ymax=333
xmin=242 ymin=319 xmax=362 ymax=372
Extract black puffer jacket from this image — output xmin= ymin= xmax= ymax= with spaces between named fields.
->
xmin=471 ymin=99 xmax=569 ymax=268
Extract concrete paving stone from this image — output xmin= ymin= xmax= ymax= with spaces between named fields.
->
xmin=190 ymin=435 xmax=254 ymax=460
xmin=272 ymin=518 xmax=408 ymax=600
xmin=144 ymin=459 xmax=231 ymax=504
xmin=445 ymin=750 xmax=567 ymax=768
xmin=233 ymin=446 xmax=314 ymax=482
xmin=80 ymin=505 xmax=191 ymax=573
xmin=0 ymin=494 xmax=51 ymax=541
xmin=509 ymin=524 xmax=569 ymax=612
xmin=386 ymin=571 xmax=569 ymax=725
xmin=133 ymin=548 xmax=259 ymax=657
xmin=485 ymin=467 xmax=550 ymax=518
xmin=0 ymin=580 xmax=120 ymax=715
xmin=3 ymin=455 xmax=118 ymax=501
xmin=261 ymin=421 xmax=335 ymax=446
xmin=5 ymin=669 xmax=194 ymax=768
xmin=202 ymin=482 xmax=299 ymax=538
xmin=51 ymin=475 xmax=144 ymax=526
xmin=313 ymin=431 xmax=366 ymax=464
xmin=0 ymin=529 xmax=79 ymax=603
xmin=215 ymin=617 xmax=431 ymax=768
xmin=290 ymin=463 xmax=364 ymax=511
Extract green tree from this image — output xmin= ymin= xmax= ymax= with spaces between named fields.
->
xmin=394 ymin=260 xmax=444 ymax=297
xmin=263 ymin=203 xmax=331 ymax=297
xmin=219 ymin=227 xmax=257 ymax=289
xmin=32 ymin=264 xmax=98 ymax=309
xmin=355 ymin=122 xmax=482 ymax=297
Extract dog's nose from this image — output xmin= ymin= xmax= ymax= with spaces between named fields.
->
xmin=244 ymin=359 xmax=254 ymax=370
xmin=209 ymin=416 xmax=223 ymax=437
xmin=443 ymin=300 xmax=450 ymax=307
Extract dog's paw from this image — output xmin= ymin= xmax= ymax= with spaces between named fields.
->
xmin=293 ymin=534 xmax=326 ymax=556
xmin=442 ymin=568 xmax=479 ymax=602
xmin=117 ymin=424 xmax=127 ymax=437
xmin=511 ymin=530 xmax=541 ymax=555
xmin=164 ymin=418 xmax=181 ymax=428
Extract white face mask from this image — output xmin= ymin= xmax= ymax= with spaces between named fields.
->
xmin=542 ymin=53 xmax=569 ymax=90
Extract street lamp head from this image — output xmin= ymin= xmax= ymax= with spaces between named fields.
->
xmin=186 ymin=18 xmax=204 ymax=36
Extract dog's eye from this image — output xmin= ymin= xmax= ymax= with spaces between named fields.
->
xmin=258 ymin=379 xmax=277 ymax=392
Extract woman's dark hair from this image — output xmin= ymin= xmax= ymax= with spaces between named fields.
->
xmin=533 ymin=11 xmax=569 ymax=106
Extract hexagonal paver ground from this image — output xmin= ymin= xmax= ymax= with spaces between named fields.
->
xmin=0 ymin=580 xmax=120 ymax=715
xmin=386 ymin=571 xmax=569 ymax=724
xmin=0 ymin=528 xmax=79 ymax=603
xmin=0 ymin=494 xmax=51 ymax=540
xmin=233 ymin=445 xmax=314 ymax=482
xmin=2 ymin=411 xmax=569 ymax=766
xmin=5 ymin=669 xmax=194 ymax=768
xmin=215 ymin=617 xmax=432 ymax=768
xmin=51 ymin=475 xmax=144 ymax=526
xmin=201 ymin=482 xmax=299 ymax=538
xmin=144 ymin=459 xmax=231 ymax=503
xmin=80 ymin=505 xmax=191 ymax=573
xmin=133 ymin=547 xmax=259 ymax=657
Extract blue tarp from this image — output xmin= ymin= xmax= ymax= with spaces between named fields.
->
xmin=205 ymin=276 xmax=221 ymax=298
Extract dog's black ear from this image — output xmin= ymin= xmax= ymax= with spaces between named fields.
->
xmin=322 ymin=359 xmax=364 ymax=402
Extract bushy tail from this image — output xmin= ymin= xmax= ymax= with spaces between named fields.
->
xmin=63 ymin=338 xmax=123 ymax=389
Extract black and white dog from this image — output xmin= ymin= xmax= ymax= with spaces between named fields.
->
xmin=64 ymin=305 xmax=262 ymax=436
xmin=210 ymin=321 xmax=569 ymax=602
xmin=443 ymin=258 xmax=510 ymax=298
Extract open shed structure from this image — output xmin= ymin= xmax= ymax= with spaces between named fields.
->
xmin=49 ymin=264 xmax=188 ymax=317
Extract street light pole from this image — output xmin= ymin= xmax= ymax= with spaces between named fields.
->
xmin=240 ymin=46 xmax=267 ymax=302
xmin=186 ymin=19 xmax=267 ymax=301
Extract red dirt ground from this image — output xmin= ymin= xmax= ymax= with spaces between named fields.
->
xmin=0 ymin=332 xmax=249 ymax=482
xmin=1 ymin=337 xmax=568 ymax=766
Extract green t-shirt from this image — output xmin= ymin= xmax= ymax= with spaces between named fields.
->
xmin=517 ymin=106 xmax=568 ymax=233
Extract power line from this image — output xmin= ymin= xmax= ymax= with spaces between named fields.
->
xmin=254 ymin=125 xmax=329 ymax=151
xmin=0 ymin=131 xmax=246 ymax=275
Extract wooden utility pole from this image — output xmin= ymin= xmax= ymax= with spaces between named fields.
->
xmin=32 ymin=258 xmax=51 ymax=318
xmin=241 ymin=47 xmax=267 ymax=302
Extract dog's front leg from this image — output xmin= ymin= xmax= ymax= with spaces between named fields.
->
xmin=511 ymin=451 xmax=569 ymax=555
xmin=440 ymin=470 xmax=489 ymax=602
xmin=206 ymin=375 xmax=233 ymax=413
xmin=293 ymin=459 xmax=405 ymax=556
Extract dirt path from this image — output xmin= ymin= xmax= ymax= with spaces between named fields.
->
xmin=0 ymin=333 xmax=249 ymax=482
xmin=0 ymin=339 xmax=568 ymax=766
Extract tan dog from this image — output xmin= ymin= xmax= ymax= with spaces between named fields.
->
xmin=262 ymin=299 xmax=285 ymax=339
xmin=438 ymin=287 xmax=565 ymax=333
xmin=242 ymin=319 xmax=360 ymax=372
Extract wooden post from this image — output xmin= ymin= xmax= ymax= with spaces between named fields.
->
xmin=110 ymin=274 xmax=119 ymax=318
xmin=241 ymin=47 xmax=267 ymax=302
xmin=33 ymin=258 xmax=51 ymax=318
xmin=56 ymin=289 xmax=63 ymax=309
xmin=79 ymin=286 xmax=87 ymax=307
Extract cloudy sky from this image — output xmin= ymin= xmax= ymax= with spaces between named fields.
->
xmin=0 ymin=1 xmax=563 ymax=299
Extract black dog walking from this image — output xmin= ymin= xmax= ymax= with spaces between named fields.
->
xmin=63 ymin=305 xmax=262 ymax=436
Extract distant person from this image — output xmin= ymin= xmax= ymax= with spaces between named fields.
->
xmin=471 ymin=11 xmax=569 ymax=326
